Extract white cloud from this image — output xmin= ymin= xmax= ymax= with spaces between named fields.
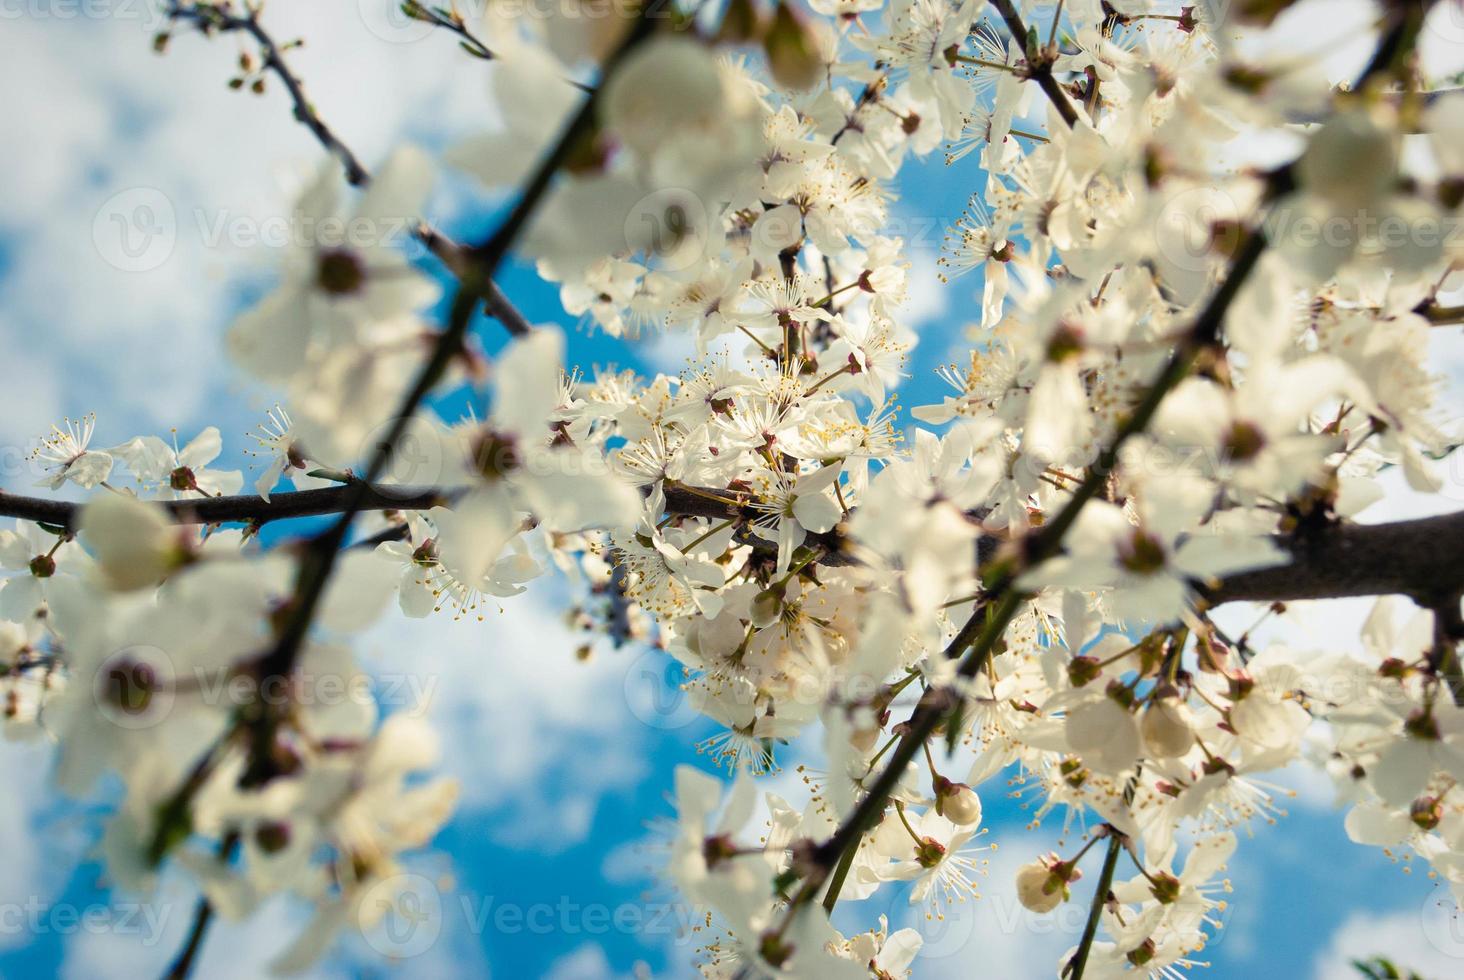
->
xmin=1312 ymin=903 xmax=1464 ymax=980
xmin=543 ymin=942 xmax=648 ymax=980
xmin=899 ymin=247 xmax=952 ymax=335
xmin=362 ymin=586 xmax=649 ymax=854
xmin=0 ymin=740 xmax=82 ymax=949
xmin=0 ymin=3 xmax=496 ymax=450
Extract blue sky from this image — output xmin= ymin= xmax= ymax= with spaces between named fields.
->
xmin=3 ymin=2 xmax=1464 ymax=978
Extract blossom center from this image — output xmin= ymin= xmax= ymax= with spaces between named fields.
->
xmin=1223 ymin=420 xmax=1266 ymax=462
xmin=316 ymin=248 xmax=366 ymax=296
xmin=471 ymin=430 xmax=521 ymax=482
xmin=915 ymin=836 xmax=947 ymax=868
xmin=1118 ymin=529 xmax=1167 ymax=575
xmin=102 ymin=659 xmax=158 ymax=716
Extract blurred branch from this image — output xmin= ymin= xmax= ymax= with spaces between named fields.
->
xmin=161 ymin=833 xmax=239 ymax=980
xmin=163 ymin=1 xmax=370 ymax=186
xmin=1422 ymin=302 xmax=1464 ymax=326
xmin=160 ymin=2 xmax=533 ymax=335
xmin=1201 ymin=509 xmax=1464 ymax=609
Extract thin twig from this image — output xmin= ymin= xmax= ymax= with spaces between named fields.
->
xmin=161 ymin=833 xmax=239 ymax=980
xmin=990 ymin=0 xmax=1082 ymax=127
xmin=402 ymin=0 xmax=495 ymax=60
xmin=165 ymin=2 xmax=370 ymax=185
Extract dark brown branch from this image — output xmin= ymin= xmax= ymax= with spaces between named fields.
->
xmin=1428 ymin=594 xmax=1464 ymax=705
xmin=990 ymin=0 xmax=1082 ymax=128
xmin=1064 ymin=832 xmax=1122 ymax=979
xmin=161 ymin=833 xmax=238 ymax=980
xmin=762 ymin=5 xmax=1430 ymax=931
xmin=239 ymin=5 xmax=659 ymax=787
xmin=0 ymin=484 xmax=444 ymax=532
xmin=401 ymin=0 xmax=495 ymax=60
xmin=415 ymin=223 xmax=532 ymax=336
xmin=1202 ymin=509 xmax=1464 ymax=608
xmin=6 ymin=481 xmax=1462 ymax=603
xmin=1423 ymin=303 xmax=1464 ymax=326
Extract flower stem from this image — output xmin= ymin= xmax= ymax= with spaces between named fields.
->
xmin=1065 ymin=835 xmax=1122 ymax=980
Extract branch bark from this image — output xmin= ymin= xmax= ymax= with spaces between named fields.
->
xmin=0 ymin=484 xmax=445 ymax=531
xmin=8 ymin=487 xmax=1464 ymax=605
xmin=1202 ymin=509 xmax=1464 ymax=608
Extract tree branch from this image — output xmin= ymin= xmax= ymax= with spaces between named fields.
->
xmin=0 ymin=484 xmax=444 ymax=531
xmin=165 ymin=1 xmax=370 ymax=186
xmin=1201 ymin=510 xmax=1464 ymax=608
xmin=990 ymin=0 xmax=1082 ymax=128
xmin=163 ymin=3 xmax=534 ymax=337
xmin=7 ymin=480 xmax=1462 ymax=606
xmin=1064 ymin=833 xmax=1122 ymax=979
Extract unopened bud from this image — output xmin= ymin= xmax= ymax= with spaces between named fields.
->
xmin=1141 ymin=696 xmax=1197 ymax=759
xmin=934 ymin=778 xmax=983 ymax=826
xmin=764 ymin=2 xmax=823 ymax=91
xmin=751 ymin=589 xmax=782 ymax=628
xmin=1015 ymin=855 xmax=1075 ymax=913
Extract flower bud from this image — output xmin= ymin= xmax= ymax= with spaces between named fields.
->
xmin=78 ymin=493 xmax=186 ymax=591
xmin=1140 ymin=696 xmax=1197 ymax=759
xmin=764 ymin=2 xmax=824 ymax=91
xmin=935 ymin=778 xmax=983 ymax=826
xmin=1411 ymin=795 xmax=1443 ymax=831
xmin=1015 ymin=858 xmax=1066 ymax=913
xmin=750 ymin=589 xmax=782 ymax=628
xmin=1298 ymin=107 xmax=1399 ymax=213
xmin=600 ymin=37 xmax=725 ymax=161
